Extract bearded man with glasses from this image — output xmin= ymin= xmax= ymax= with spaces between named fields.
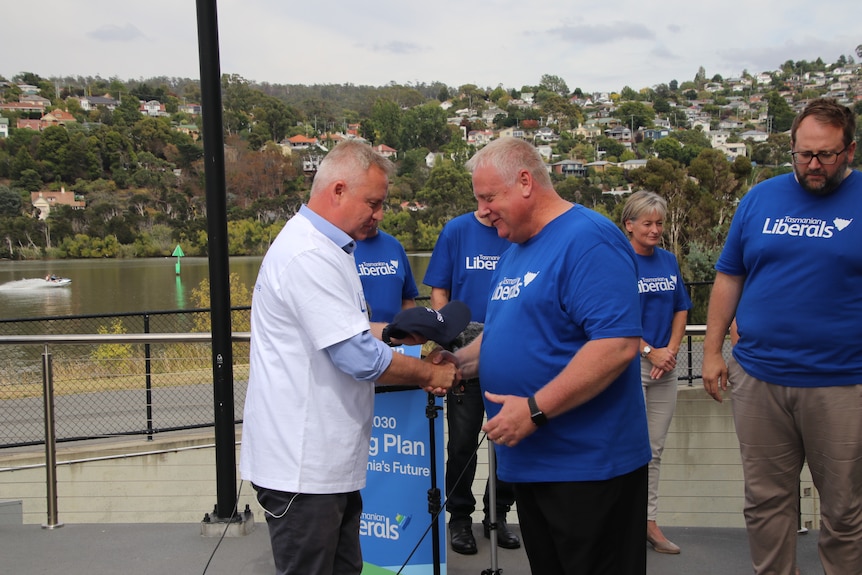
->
xmin=703 ymin=98 xmax=860 ymax=575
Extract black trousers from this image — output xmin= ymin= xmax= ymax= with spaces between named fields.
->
xmin=445 ymin=378 xmax=516 ymax=525
xmin=515 ymin=465 xmax=648 ymax=575
xmin=254 ymin=485 xmax=363 ymax=575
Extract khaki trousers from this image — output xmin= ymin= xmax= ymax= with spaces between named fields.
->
xmin=729 ymin=358 xmax=862 ymax=575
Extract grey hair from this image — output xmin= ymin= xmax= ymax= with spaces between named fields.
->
xmin=464 ymin=137 xmax=552 ymax=188
xmin=621 ymin=190 xmax=667 ymax=225
xmin=310 ymin=140 xmax=395 ymax=197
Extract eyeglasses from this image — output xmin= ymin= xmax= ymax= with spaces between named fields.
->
xmin=790 ymin=147 xmax=847 ymax=165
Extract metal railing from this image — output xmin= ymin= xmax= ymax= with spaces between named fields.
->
xmin=0 ymin=317 xmax=710 ymax=451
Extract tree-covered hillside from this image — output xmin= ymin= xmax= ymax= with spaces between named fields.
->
xmin=0 ymin=60 xmax=860 ymax=291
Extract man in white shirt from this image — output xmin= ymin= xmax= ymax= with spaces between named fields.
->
xmin=240 ymin=141 xmax=457 ymax=575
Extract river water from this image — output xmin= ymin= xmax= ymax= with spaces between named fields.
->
xmin=0 ymin=254 xmax=433 ymax=320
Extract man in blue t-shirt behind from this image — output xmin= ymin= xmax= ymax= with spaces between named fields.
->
xmin=424 ymin=210 xmax=520 ymax=555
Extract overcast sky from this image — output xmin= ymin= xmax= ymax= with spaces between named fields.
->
xmin=3 ymin=0 xmax=859 ymax=94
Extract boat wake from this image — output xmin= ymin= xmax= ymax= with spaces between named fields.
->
xmin=0 ymin=278 xmax=72 ymax=291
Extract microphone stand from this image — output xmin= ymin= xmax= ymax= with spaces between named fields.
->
xmin=481 ymin=440 xmax=502 ymax=575
xmin=426 ymin=392 xmax=443 ymax=575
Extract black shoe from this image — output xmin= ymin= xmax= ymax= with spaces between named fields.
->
xmin=450 ymin=524 xmax=478 ymax=555
xmin=483 ymin=518 xmax=521 ymax=549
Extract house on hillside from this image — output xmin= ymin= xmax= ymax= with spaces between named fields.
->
xmin=0 ymin=117 xmax=9 ymax=138
xmin=498 ymin=126 xmax=526 ymax=139
xmin=0 ymin=101 xmax=46 ymax=114
xmin=31 ymin=187 xmax=86 ymax=220
xmin=551 ymin=159 xmax=586 ymax=177
xmin=140 ymin=100 xmax=167 ymax=117
xmin=467 ymin=130 xmax=494 ymax=146
xmin=606 ymin=125 xmax=632 ymax=142
xmin=79 ymin=95 xmax=119 ymax=112
xmin=643 ymin=127 xmax=669 ymax=141
xmin=17 ymin=119 xmax=42 ymax=131
xmin=373 ymin=144 xmax=397 ymax=158
xmin=178 ymin=103 xmax=201 ymax=115
xmin=282 ymin=134 xmax=318 ymax=151
xmin=715 ymin=142 xmax=747 ymax=161
xmin=740 ymin=130 xmax=768 ymax=142
xmin=619 ymin=159 xmax=649 ymax=171
xmin=41 ymin=109 xmax=77 ymax=128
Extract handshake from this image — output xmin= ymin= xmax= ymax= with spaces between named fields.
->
xmin=381 ymin=301 xmax=470 ymax=395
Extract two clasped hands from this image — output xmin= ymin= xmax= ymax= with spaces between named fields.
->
xmin=387 ymin=331 xmax=532 ymax=449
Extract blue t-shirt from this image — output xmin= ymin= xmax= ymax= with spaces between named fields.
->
xmin=423 ymin=212 xmax=512 ymax=322
xmin=354 ymin=231 xmax=419 ymax=323
xmin=480 ymin=205 xmax=650 ymax=483
xmin=636 ymin=248 xmax=692 ymax=348
xmin=716 ymin=170 xmax=862 ymax=386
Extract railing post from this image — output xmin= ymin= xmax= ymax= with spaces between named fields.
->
xmin=144 ymin=314 xmax=153 ymax=440
xmin=686 ymin=333 xmax=695 ymax=386
xmin=41 ymin=343 xmax=63 ymax=529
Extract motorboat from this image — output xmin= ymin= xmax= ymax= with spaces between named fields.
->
xmin=44 ymin=275 xmax=72 ymax=287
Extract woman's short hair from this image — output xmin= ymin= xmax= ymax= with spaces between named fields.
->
xmin=621 ymin=190 xmax=667 ymax=225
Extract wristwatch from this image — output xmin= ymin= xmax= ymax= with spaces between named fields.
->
xmin=381 ymin=325 xmax=397 ymax=347
xmin=527 ymin=395 xmax=548 ymax=427
xmin=640 ymin=345 xmax=652 ymax=358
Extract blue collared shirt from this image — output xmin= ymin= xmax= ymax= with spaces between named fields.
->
xmin=299 ymin=205 xmax=393 ymax=381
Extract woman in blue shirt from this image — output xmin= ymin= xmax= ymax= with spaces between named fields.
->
xmin=622 ymin=191 xmax=692 ymax=555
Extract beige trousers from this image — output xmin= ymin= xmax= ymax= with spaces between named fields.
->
xmin=729 ymin=357 xmax=862 ymax=575
xmin=641 ymin=358 xmax=678 ymax=521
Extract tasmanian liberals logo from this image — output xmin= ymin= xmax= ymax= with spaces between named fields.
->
xmin=465 ymin=254 xmax=500 ymax=271
xmin=357 ymin=260 xmax=399 ymax=277
xmin=491 ymin=272 xmax=538 ymax=301
xmin=638 ymin=275 xmax=677 ymax=294
xmin=761 ymin=215 xmax=853 ymax=239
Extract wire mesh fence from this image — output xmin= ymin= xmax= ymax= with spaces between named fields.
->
xmin=0 ymin=308 xmax=250 ymax=448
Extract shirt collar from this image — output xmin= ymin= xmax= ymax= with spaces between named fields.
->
xmin=299 ymin=204 xmax=356 ymax=254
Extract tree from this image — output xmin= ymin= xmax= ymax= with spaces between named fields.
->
xmin=113 ymin=94 xmax=144 ymax=127
xmin=414 ymin=161 xmax=474 ymax=229
xmin=369 ymin=99 xmax=402 ymax=147
xmin=766 ymin=91 xmax=796 ymax=133
xmin=619 ymin=86 xmax=639 ymax=101
xmin=539 ymin=74 xmax=569 ymax=96
xmin=616 ymin=101 xmax=655 ymax=131
xmin=688 ymin=149 xmax=745 ymax=237
xmin=400 ymin=103 xmax=451 ymax=151
xmin=629 ymin=158 xmax=698 ymax=260
xmin=597 ymin=137 xmax=625 ymax=160
xmin=0 ymin=186 xmax=22 ymax=217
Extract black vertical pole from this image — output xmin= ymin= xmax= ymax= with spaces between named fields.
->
xmin=195 ymin=0 xmax=237 ymax=520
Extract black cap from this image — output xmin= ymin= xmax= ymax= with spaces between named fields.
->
xmin=386 ymin=301 xmax=472 ymax=345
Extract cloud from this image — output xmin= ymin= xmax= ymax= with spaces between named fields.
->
xmin=366 ymin=41 xmax=424 ymax=55
xmin=87 ymin=23 xmax=144 ymax=43
xmin=547 ymin=21 xmax=655 ymax=45
xmin=650 ymin=44 xmax=678 ymax=61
